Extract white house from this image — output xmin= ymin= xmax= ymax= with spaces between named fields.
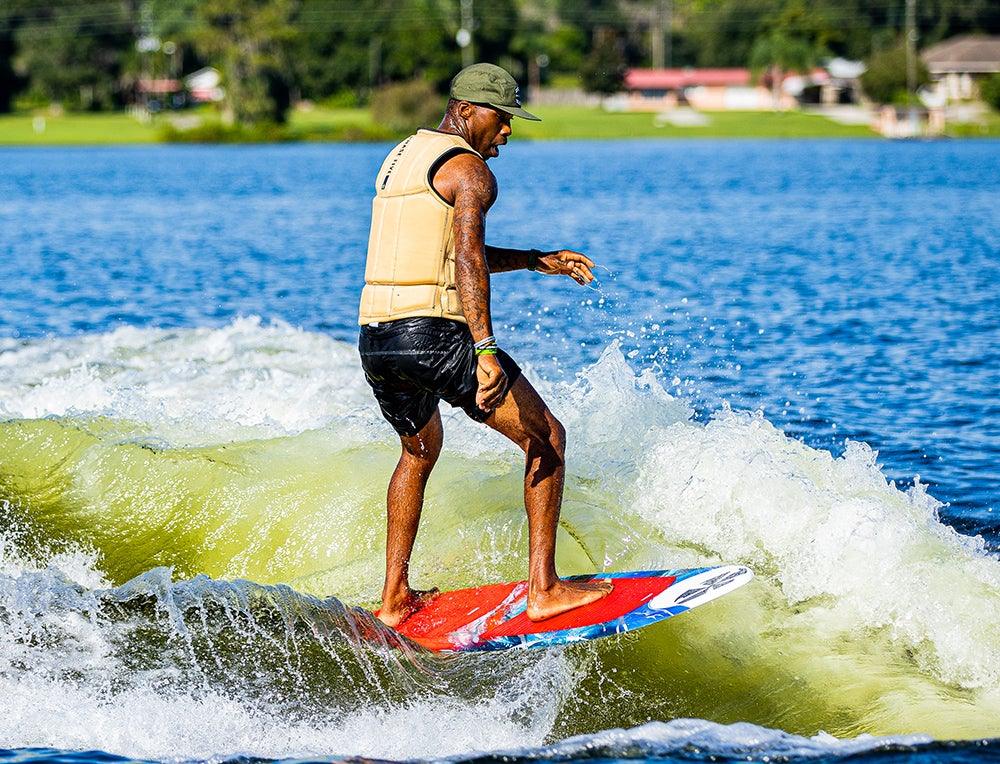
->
xmin=922 ymin=35 xmax=1000 ymax=102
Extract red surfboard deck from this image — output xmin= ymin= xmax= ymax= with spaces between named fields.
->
xmin=385 ymin=566 xmax=752 ymax=652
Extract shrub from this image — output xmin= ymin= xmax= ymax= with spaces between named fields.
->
xmin=980 ymin=73 xmax=1000 ymax=111
xmin=159 ymin=121 xmax=290 ymax=144
xmin=318 ymin=89 xmax=361 ymax=109
xmin=370 ymin=79 xmax=444 ymax=134
xmin=861 ymin=41 xmax=929 ymax=105
xmin=581 ymin=28 xmax=626 ymax=95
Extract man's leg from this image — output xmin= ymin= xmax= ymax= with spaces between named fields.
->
xmin=378 ymin=409 xmax=443 ymax=627
xmin=485 ymin=376 xmax=612 ymax=621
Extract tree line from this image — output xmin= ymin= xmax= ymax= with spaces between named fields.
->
xmin=0 ymin=0 xmax=997 ymax=124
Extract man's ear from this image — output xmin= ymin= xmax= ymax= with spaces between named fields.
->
xmin=456 ymin=100 xmax=475 ymax=120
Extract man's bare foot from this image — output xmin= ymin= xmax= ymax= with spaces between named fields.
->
xmin=376 ymin=587 xmax=439 ymax=628
xmin=568 ymin=577 xmax=615 ymax=592
xmin=526 ymin=578 xmax=613 ymax=622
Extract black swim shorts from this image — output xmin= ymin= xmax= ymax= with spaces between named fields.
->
xmin=359 ymin=317 xmax=522 ymax=437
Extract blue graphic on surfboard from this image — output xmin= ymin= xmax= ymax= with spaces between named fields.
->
xmin=389 ymin=565 xmax=753 ymax=652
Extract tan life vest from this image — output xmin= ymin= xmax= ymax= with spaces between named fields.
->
xmin=358 ymin=129 xmax=480 ymax=326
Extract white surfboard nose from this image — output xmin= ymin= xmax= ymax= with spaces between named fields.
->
xmin=648 ymin=565 xmax=753 ymax=612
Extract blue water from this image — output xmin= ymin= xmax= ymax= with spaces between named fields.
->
xmin=1 ymin=139 xmax=999 ymax=763
xmin=1 ymin=140 xmax=997 ymax=537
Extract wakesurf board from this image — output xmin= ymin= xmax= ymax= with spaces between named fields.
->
xmin=384 ymin=565 xmax=753 ymax=652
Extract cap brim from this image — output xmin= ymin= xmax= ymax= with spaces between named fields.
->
xmin=490 ymin=103 xmax=541 ymax=121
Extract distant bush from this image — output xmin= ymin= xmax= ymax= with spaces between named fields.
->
xmin=160 ymin=117 xmax=395 ymax=144
xmin=980 ymin=73 xmax=1000 ymax=111
xmin=370 ymin=80 xmax=444 ymax=134
xmin=318 ymin=89 xmax=362 ymax=109
xmin=12 ymin=91 xmax=50 ymax=112
xmin=861 ymin=41 xmax=929 ymax=105
xmin=159 ymin=121 xmax=291 ymax=144
xmin=581 ymin=28 xmax=626 ymax=95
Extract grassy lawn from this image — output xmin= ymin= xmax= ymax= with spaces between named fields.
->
xmin=0 ymin=111 xmax=160 ymax=145
xmin=287 ymin=106 xmax=394 ymax=140
xmin=6 ymin=104 xmax=999 ymax=144
xmin=515 ymin=106 xmax=878 ymax=139
xmin=944 ymin=110 xmax=1000 ymax=137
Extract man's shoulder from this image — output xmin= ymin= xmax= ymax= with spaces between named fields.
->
xmin=439 ymin=152 xmax=496 ymax=205
xmin=445 ymin=150 xmax=491 ymax=178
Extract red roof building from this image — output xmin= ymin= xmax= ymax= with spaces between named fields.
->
xmin=621 ymin=67 xmax=791 ymax=111
xmin=624 ymin=68 xmax=751 ymax=90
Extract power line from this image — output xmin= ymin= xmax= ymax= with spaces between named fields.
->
xmin=0 ymin=1 xmax=981 ymax=47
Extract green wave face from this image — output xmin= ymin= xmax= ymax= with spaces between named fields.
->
xmin=3 ymin=412 xmax=1000 ymax=741
xmin=0 ymin=417 xmax=607 ymax=598
xmin=2 ymin=324 xmax=1000 ymax=750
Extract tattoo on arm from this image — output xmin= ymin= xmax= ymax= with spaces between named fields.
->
xmin=452 ymin=161 xmax=497 ymax=342
xmin=485 ymin=245 xmax=533 ymax=273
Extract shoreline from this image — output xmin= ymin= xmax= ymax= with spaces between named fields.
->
xmin=1 ymin=105 xmax=997 ymax=146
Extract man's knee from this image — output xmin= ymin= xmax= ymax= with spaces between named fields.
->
xmin=400 ymin=421 xmax=443 ymax=468
xmin=401 ymin=438 xmax=441 ymax=466
xmin=548 ymin=417 xmax=566 ymax=458
xmin=526 ymin=413 xmax=565 ymax=464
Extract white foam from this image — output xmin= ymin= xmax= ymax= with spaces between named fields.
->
xmin=515 ymin=718 xmax=933 ymax=760
xmin=633 ymin=407 xmax=1000 ymax=688
xmin=0 ymin=317 xmax=373 ymax=443
xmin=3 ymin=320 xmax=1000 ymax=754
xmin=0 ymin=542 xmax=572 ymax=761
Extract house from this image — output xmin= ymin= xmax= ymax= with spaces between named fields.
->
xmin=817 ymin=58 xmax=866 ymax=105
xmin=922 ymin=35 xmax=1000 ymax=102
xmin=184 ymin=67 xmax=225 ymax=103
xmin=623 ymin=68 xmax=794 ymax=110
xmin=874 ymin=105 xmax=945 ymax=138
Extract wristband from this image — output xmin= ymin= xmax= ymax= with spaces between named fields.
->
xmin=474 ymin=335 xmax=497 ymax=351
xmin=475 ymin=347 xmax=498 ymax=356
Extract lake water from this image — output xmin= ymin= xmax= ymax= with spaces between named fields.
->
xmin=0 ymin=139 xmax=998 ymax=763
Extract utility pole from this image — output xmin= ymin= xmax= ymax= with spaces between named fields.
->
xmin=458 ymin=0 xmax=474 ymax=68
xmin=650 ymin=0 xmax=672 ymax=69
xmin=651 ymin=2 xmax=663 ymax=69
xmin=665 ymin=0 xmax=672 ymax=68
xmin=369 ymin=37 xmax=382 ymax=90
xmin=905 ymin=0 xmax=919 ymax=136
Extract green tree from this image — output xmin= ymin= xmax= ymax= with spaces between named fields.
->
xmin=749 ymin=1 xmax=834 ymax=107
xmin=860 ymin=40 xmax=929 ymax=105
xmin=291 ymin=0 xmax=384 ymax=100
xmin=10 ymin=0 xmax=134 ymax=111
xmin=557 ymin=0 xmax=624 ymax=43
xmin=750 ymin=31 xmax=818 ymax=73
xmin=977 ymin=72 xmax=1000 ymax=110
xmin=580 ymin=26 xmax=625 ymax=94
xmin=370 ymin=78 xmax=443 ymax=132
xmin=920 ymin=0 xmax=1000 ymax=47
xmin=474 ymin=0 xmax=519 ymax=66
xmin=142 ymin=0 xmax=204 ymax=78
xmin=543 ymin=25 xmax=588 ymax=74
xmin=375 ymin=0 xmax=457 ymax=88
xmin=680 ymin=0 xmax=780 ymax=67
xmin=0 ymin=14 xmax=21 ymax=112
xmin=196 ymin=0 xmax=298 ymax=125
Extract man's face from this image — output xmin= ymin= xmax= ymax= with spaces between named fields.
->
xmin=465 ymin=103 xmax=512 ymax=160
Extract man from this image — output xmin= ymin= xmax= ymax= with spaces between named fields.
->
xmin=358 ymin=63 xmax=612 ymax=628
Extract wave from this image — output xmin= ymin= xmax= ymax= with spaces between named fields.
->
xmin=2 ymin=319 xmax=1000 ymax=759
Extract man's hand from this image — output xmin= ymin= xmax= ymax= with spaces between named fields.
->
xmin=476 ymin=353 xmax=509 ymax=411
xmin=535 ymin=250 xmax=596 ymax=285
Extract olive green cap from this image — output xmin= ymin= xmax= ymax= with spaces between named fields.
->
xmin=449 ymin=63 xmax=541 ymax=121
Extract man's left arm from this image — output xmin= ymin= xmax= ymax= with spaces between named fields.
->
xmin=485 ymin=245 xmax=597 ymax=286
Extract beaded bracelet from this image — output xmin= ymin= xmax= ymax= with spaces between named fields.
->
xmin=474 ymin=336 xmax=497 ymax=351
